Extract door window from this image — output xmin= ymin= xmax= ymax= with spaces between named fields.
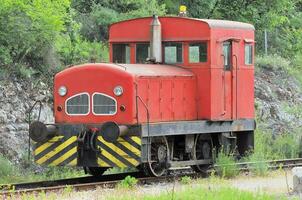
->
xmin=245 ymin=44 xmax=253 ymax=65
xmin=223 ymin=42 xmax=232 ymax=70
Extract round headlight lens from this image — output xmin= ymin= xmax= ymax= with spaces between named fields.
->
xmin=113 ymin=86 xmax=123 ymax=96
xmin=58 ymin=86 xmax=67 ymax=96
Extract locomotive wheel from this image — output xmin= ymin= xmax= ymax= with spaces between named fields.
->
xmin=85 ymin=167 xmax=108 ymax=176
xmin=143 ymin=136 xmax=169 ymax=177
xmin=190 ymin=134 xmax=213 ymax=176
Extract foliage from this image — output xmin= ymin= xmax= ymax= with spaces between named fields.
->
xmin=0 ymin=0 xmax=70 ymax=72
xmin=0 ymin=154 xmax=14 ymax=178
xmin=180 ymin=176 xmax=192 ymax=184
xmin=117 ymin=175 xmax=138 ymax=189
xmin=245 ymin=152 xmax=269 ymax=176
xmin=74 ymin=0 xmax=166 ymax=41
xmin=252 ymin=128 xmax=301 ymax=160
xmin=0 ymin=164 xmax=84 ymax=184
xmin=56 ymin=34 xmax=109 ymax=66
xmin=255 ymin=55 xmax=290 ymax=71
xmin=214 ymin=151 xmax=239 ymax=178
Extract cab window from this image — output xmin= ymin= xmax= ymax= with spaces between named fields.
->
xmin=164 ymin=42 xmax=183 ymax=63
xmin=245 ymin=44 xmax=253 ymax=65
xmin=112 ymin=44 xmax=130 ymax=63
xmin=223 ymin=42 xmax=232 ymax=70
xmin=136 ymin=43 xmax=150 ymax=63
xmin=189 ymin=43 xmax=207 ymax=63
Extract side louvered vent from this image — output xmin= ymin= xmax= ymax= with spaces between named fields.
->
xmin=66 ymin=93 xmax=89 ymax=115
xmin=92 ymin=93 xmax=117 ymax=115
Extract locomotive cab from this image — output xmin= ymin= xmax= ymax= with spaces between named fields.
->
xmin=30 ymin=15 xmax=255 ymax=177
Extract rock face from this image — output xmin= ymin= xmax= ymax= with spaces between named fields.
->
xmin=0 ymin=77 xmax=53 ymax=164
xmin=255 ymin=66 xmax=302 ymax=134
xmin=293 ymin=167 xmax=302 ymax=193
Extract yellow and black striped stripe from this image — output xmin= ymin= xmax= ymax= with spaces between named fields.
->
xmin=96 ymin=136 xmax=141 ymax=168
xmin=34 ymin=135 xmax=141 ymax=168
xmin=34 ymin=136 xmax=78 ymax=166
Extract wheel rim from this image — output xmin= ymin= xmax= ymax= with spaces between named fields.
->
xmin=192 ymin=135 xmax=212 ymax=172
xmin=146 ymin=137 xmax=169 ymax=177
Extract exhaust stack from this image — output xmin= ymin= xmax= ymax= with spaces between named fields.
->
xmin=150 ymin=15 xmax=162 ymax=63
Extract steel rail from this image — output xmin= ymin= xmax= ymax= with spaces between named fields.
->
xmin=2 ymin=158 xmax=302 ymax=196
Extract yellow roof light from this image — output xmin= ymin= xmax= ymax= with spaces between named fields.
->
xmin=179 ymin=5 xmax=187 ymax=13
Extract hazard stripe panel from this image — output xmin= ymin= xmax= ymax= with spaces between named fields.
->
xmin=34 ymin=136 xmax=78 ymax=166
xmin=96 ymin=136 xmax=141 ymax=168
xmin=34 ymin=135 xmax=141 ymax=168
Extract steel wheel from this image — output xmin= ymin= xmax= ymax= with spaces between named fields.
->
xmin=191 ymin=134 xmax=213 ymax=176
xmin=144 ymin=136 xmax=169 ymax=177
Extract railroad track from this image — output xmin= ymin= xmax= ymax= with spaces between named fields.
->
xmin=2 ymin=158 xmax=302 ymax=197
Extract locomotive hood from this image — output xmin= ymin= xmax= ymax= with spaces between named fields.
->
xmin=54 ymin=63 xmax=196 ymax=125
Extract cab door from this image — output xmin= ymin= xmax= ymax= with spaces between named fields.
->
xmin=221 ymin=41 xmax=233 ymax=119
xmin=221 ymin=40 xmax=239 ymax=120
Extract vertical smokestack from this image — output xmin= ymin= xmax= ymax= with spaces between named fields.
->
xmin=150 ymin=15 xmax=162 ymax=63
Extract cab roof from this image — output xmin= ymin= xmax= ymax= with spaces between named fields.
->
xmin=109 ymin=16 xmax=254 ymax=42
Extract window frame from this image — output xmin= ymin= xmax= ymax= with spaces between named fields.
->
xmin=188 ymin=42 xmax=208 ymax=63
xmin=65 ymin=92 xmax=90 ymax=116
xmin=163 ymin=42 xmax=183 ymax=64
xmin=112 ymin=43 xmax=131 ymax=64
xmin=244 ymin=43 xmax=253 ymax=65
xmin=92 ymin=92 xmax=117 ymax=116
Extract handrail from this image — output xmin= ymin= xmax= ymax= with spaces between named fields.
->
xmin=233 ymin=54 xmax=238 ymax=119
xmin=136 ymin=95 xmax=151 ymax=163
xmin=26 ymin=100 xmax=43 ymax=160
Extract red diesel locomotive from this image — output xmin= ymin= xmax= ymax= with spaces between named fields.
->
xmin=29 ymin=15 xmax=255 ymax=176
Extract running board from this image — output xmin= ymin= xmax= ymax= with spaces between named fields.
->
xmin=168 ymin=159 xmax=212 ymax=168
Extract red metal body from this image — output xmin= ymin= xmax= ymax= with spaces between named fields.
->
xmin=54 ymin=16 xmax=254 ymax=125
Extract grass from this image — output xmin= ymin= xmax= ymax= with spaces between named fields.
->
xmin=143 ymin=187 xmax=286 ymax=200
xmin=0 ymin=154 xmax=84 ymax=185
xmin=255 ymin=54 xmax=290 ymax=71
xmin=106 ymin=185 xmax=289 ymax=200
xmin=180 ymin=176 xmax=192 ymax=184
xmin=117 ymin=176 xmax=138 ymax=189
xmin=253 ymin=128 xmax=301 ymax=160
xmin=15 ymin=172 xmax=295 ymax=200
xmin=245 ymin=152 xmax=269 ymax=176
xmin=215 ymin=151 xmax=239 ymax=178
xmin=0 ymin=155 xmax=14 ymax=178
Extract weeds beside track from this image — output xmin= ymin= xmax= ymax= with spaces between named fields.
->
xmin=1 ymin=158 xmax=302 ymax=197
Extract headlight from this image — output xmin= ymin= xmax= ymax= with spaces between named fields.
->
xmin=113 ymin=86 xmax=123 ymax=96
xmin=58 ymin=86 xmax=67 ymax=96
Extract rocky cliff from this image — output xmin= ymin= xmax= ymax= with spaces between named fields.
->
xmin=0 ymin=77 xmax=53 ymax=164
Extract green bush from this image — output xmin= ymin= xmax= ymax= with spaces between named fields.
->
xmin=56 ymin=34 xmax=109 ymax=66
xmin=118 ymin=175 xmax=138 ymax=189
xmin=255 ymin=55 xmax=290 ymax=71
xmin=214 ymin=151 xmax=239 ymax=179
xmin=254 ymin=128 xmax=300 ymax=160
